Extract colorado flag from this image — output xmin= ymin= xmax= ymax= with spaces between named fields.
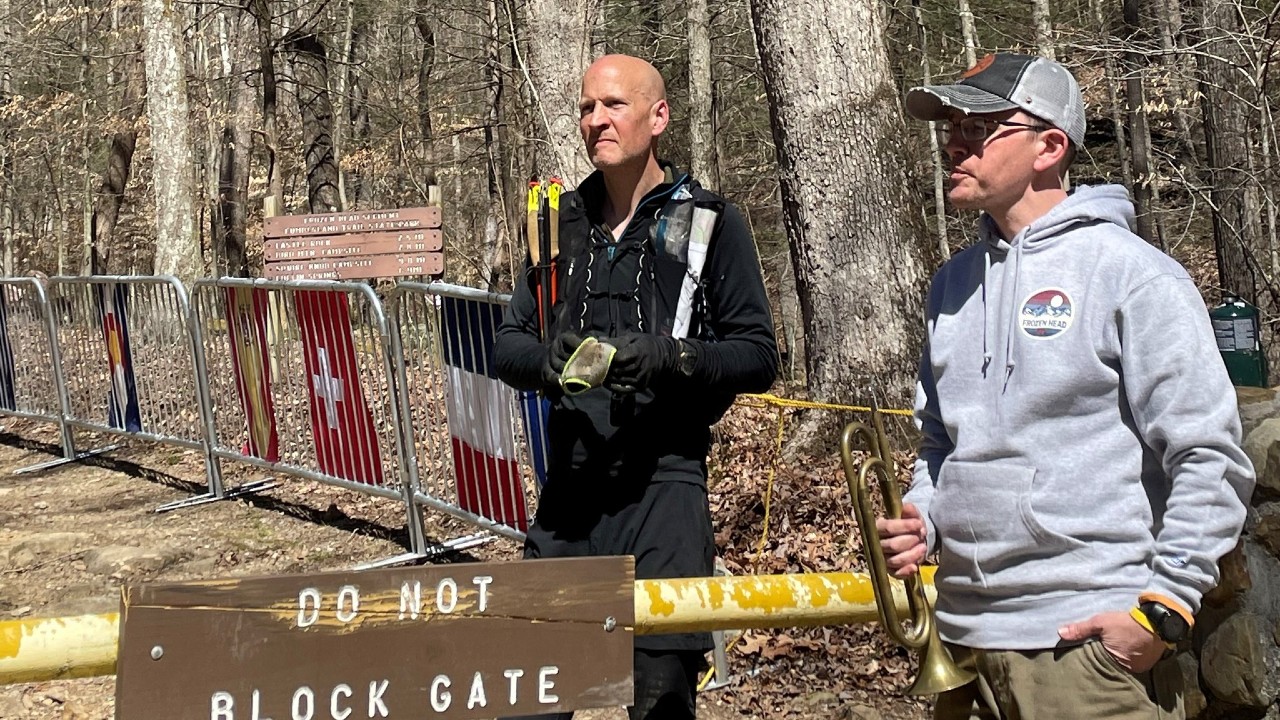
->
xmin=441 ymin=296 xmax=529 ymax=531
xmin=99 ymin=283 xmax=142 ymax=432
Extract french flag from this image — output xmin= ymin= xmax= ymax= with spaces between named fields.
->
xmin=441 ymin=296 xmax=529 ymax=532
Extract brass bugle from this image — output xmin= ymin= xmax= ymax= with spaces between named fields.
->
xmin=840 ymin=401 xmax=975 ymax=696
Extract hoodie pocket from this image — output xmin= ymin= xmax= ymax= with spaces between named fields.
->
xmin=933 ymin=460 xmax=1087 ymax=589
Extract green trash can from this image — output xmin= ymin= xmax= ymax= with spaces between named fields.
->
xmin=1210 ymin=294 xmax=1268 ymax=388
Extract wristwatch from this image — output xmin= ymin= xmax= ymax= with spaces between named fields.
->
xmin=676 ymin=339 xmax=699 ymax=378
xmin=1139 ymin=601 xmax=1190 ymax=644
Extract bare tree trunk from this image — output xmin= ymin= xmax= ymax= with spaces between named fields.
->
xmin=251 ymin=0 xmax=284 ymax=218
xmin=483 ymin=0 xmax=509 ymax=289
xmin=1121 ymin=0 xmax=1156 ymax=245
xmin=1090 ymin=0 xmax=1131 ymax=187
xmin=285 ymin=30 xmax=341 ymax=213
xmin=91 ymin=48 xmax=145 ymax=276
xmin=912 ymin=0 xmax=949 ymax=260
xmin=957 ymin=0 xmax=978 ymax=67
xmin=414 ymin=0 xmax=440 ymax=200
xmin=750 ymin=0 xmax=935 ymax=421
xmin=1032 ymin=0 xmax=1055 ymax=59
xmin=0 ymin=0 xmax=12 ymax=276
xmin=80 ymin=0 xmax=94 ymax=274
xmin=346 ymin=19 xmax=371 ymax=208
xmin=1194 ymin=0 xmax=1266 ymax=304
xmin=141 ymin=0 xmax=201 ymax=280
xmin=216 ymin=6 xmax=252 ymax=276
xmin=523 ymin=0 xmax=599 ymax=185
xmin=688 ymin=0 xmax=718 ymax=189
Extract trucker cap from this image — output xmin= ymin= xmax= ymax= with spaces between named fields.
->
xmin=905 ymin=53 xmax=1086 ymax=147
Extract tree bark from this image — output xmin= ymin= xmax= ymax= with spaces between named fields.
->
xmin=1032 ymin=0 xmax=1055 ymax=59
xmin=91 ymin=47 xmax=145 ymax=275
xmin=483 ymin=0 xmax=509 ymax=289
xmin=1194 ymin=0 xmax=1265 ymax=304
xmin=216 ymin=6 xmax=253 ymax=276
xmin=414 ymin=0 xmax=440 ymax=198
xmin=523 ymin=0 xmax=599 ymax=185
xmin=957 ymin=0 xmax=978 ymax=68
xmin=750 ymin=0 xmax=935 ymax=418
xmin=0 ymin=0 xmax=12 ymax=275
xmin=1121 ymin=0 xmax=1157 ymax=245
xmin=285 ymin=30 xmax=341 ymax=213
xmin=251 ymin=0 xmax=284 ymax=218
xmin=141 ymin=0 xmax=202 ymax=281
xmin=688 ymin=0 xmax=718 ymax=189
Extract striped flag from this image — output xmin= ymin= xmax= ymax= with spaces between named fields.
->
xmin=99 ymin=283 xmax=142 ymax=432
xmin=225 ymin=287 xmax=280 ymax=461
xmin=0 ymin=290 xmax=16 ymax=412
xmin=441 ymin=296 xmax=529 ymax=531
xmin=295 ymin=290 xmax=383 ymax=485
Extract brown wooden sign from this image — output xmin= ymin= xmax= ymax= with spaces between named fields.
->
xmin=264 ymin=207 xmax=442 ymax=240
xmin=115 ymin=557 xmax=635 ymax=720
xmin=263 ymin=253 xmax=445 ymax=280
xmin=263 ymin=229 xmax=444 ymax=262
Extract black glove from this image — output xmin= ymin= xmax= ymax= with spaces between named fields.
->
xmin=542 ymin=331 xmax=585 ymax=389
xmin=604 ymin=333 xmax=679 ymax=394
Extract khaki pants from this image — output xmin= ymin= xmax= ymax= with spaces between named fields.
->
xmin=934 ymin=642 xmax=1183 ymax=720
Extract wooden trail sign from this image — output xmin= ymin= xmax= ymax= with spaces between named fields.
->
xmin=262 ymin=207 xmax=444 ymax=281
xmin=115 ymin=557 xmax=635 ymax=720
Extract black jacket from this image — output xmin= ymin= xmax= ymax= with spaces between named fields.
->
xmin=494 ymin=164 xmax=777 ymax=489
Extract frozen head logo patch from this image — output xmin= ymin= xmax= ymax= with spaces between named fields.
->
xmin=1020 ymin=288 xmax=1073 ymax=338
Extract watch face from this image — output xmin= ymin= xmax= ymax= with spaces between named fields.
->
xmin=1144 ymin=602 xmax=1189 ymax=643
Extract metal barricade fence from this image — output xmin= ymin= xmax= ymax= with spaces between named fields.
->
xmin=43 ymin=276 xmax=222 ymax=498
xmin=190 ymin=278 xmax=426 ymax=560
xmin=387 ymin=282 xmax=543 ymax=544
xmin=0 ymin=278 xmax=75 ymax=462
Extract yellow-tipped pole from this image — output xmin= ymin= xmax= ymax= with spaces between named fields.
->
xmin=0 ymin=570 xmax=936 ymax=685
xmin=0 ymin=613 xmax=119 ymax=684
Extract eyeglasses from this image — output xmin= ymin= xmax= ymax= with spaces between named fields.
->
xmin=935 ymin=117 xmax=1049 ymax=145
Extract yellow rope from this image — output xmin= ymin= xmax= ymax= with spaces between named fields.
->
xmin=697 ymin=392 xmax=912 ymax=690
xmin=737 ymin=392 xmax=914 ymax=416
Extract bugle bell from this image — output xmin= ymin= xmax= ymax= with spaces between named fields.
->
xmin=839 ymin=400 xmax=975 ymax=696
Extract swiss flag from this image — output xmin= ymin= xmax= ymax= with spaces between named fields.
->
xmin=295 ymin=290 xmax=383 ymax=485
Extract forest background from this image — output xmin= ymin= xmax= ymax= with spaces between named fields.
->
xmin=0 ymin=0 xmax=1269 ymax=417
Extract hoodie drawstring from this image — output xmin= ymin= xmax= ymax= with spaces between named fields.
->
xmin=1003 ymin=243 xmax=1022 ymax=390
xmin=982 ymin=251 xmax=994 ymax=376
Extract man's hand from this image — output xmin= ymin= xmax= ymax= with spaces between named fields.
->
xmin=542 ymin=332 xmax=585 ymax=389
xmin=877 ymin=503 xmax=928 ymax=579
xmin=1058 ymin=612 xmax=1168 ymax=673
xmin=604 ymin=334 xmax=678 ymax=393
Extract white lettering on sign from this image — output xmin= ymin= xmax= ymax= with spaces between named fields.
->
xmin=467 ymin=672 xmax=487 ymax=709
xmin=539 ymin=667 xmax=560 ymax=704
xmin=503 ymin=669 xmax=524 ymax=705
xmin=397 ymin=577 xmax=493 ymax=620
xmin=368 ymin=680 xmax=390 ymax=717
xmin=297 ymin=588 xmax=322 ymax=628
xmin=253 ymin=689 xmax=274 ymax=720
xmin=330 ymin=685 xmax=351 ymax=720
xmin=290 ymin=686 xmax=314 ymax=720
xmin=212 ymin=691 xmax=234 ymax=720
xmin=436 ymin=578 xmax=457 ymax=614
xmin=430 ymin=675 xmax=451 ymax=712
xmin=336 ymin=586 xmax=359 ymax=623
xmin=207 ymin=683 xmax=390 ymax=719
xmin=473 ymin=576 xmax=493 ymax=612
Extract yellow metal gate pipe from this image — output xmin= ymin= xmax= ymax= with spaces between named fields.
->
xmin=0 ymin=570 xmax=935 ymax=685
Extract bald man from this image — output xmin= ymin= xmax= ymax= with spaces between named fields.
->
xmin=495 ymin=55 xmax=777 ymax=719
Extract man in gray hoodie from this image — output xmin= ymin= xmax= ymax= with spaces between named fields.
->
xmin=880 ymin=53 xmax=1256 ymax=718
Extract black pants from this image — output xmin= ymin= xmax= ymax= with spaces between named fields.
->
xmin=503 ymin=648 xmax=704 ymax=720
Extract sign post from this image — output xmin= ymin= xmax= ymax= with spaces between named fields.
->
xmin=115 ymin=557 xmax=634 ymax=719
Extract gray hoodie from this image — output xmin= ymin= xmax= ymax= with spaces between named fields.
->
xmin=905 ymin=184 xmax=1255 ymax=650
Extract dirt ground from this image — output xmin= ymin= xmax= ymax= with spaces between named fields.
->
xmin=0 ymin=418 xmax=928 ymax=720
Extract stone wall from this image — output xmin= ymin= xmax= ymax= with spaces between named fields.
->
xmin=1184 ymin=387 xmax=1280 ymax=719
